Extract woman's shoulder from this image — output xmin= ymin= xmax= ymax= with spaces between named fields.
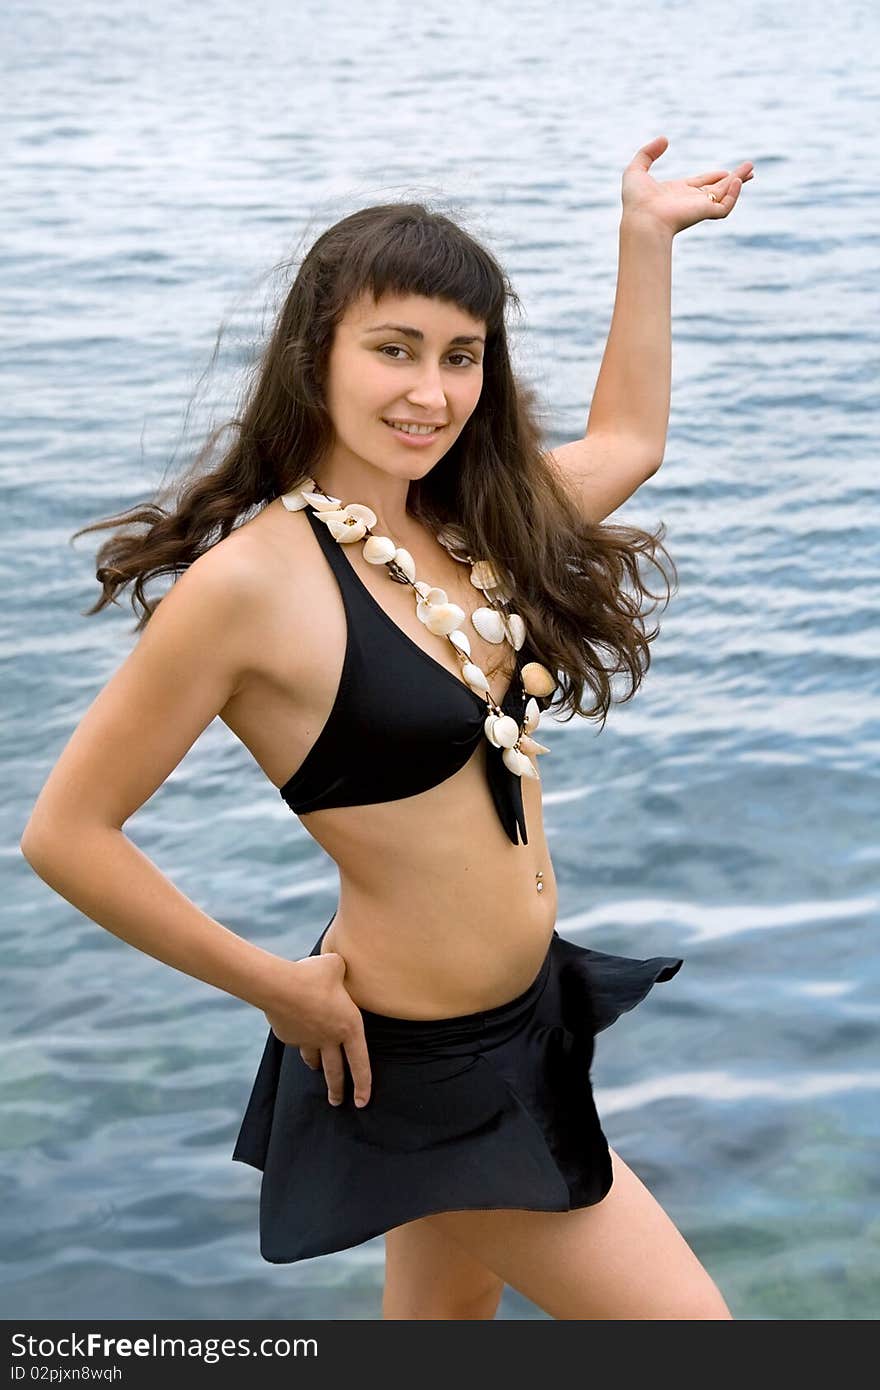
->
xmin=185 ymin=497 xmax=335 ymax=675
xmin=196 ymin=496 xmax=314 ymax=592
xmin=192 ymin=497 xmax=346 ymax=759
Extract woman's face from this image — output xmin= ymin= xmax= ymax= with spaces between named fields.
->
xmin=323 ymin=290 xmax=487 ymax=477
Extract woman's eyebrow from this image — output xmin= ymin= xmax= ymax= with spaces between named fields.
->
xmin=362 ymin=322 xmax=485 ymax=345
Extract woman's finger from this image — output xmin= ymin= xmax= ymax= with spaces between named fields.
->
xmin=705 ymin=176 xmax=742 ymax=215
xmin=686 ymin=169 xmax=729 ymax=186
xmin=343 ymin=1028 xmax=373 ymax=1110
xmin=687 ymin=163 xmax=754 ymax=189
xmin=321 ymin=1044 xmax=347 ymax=1106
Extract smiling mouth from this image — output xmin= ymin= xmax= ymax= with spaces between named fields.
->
xmin=382 ymin=419 xmax=447 ymax=435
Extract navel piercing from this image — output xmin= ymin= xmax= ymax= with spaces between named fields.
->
xmin=535 ymin=871 xmax=544 ymax=893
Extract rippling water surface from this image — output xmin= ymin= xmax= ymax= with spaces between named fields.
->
xmin=3 ymin=0 xmax=877 ymax=1321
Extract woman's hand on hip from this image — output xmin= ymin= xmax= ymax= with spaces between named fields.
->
xmin=262 ymin=953 xmax=372 ymax=1108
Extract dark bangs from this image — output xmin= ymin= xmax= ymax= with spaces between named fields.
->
xmin=311 ymin=204 xmax=514 ymax=334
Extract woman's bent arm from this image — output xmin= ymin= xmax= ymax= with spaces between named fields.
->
xmin=21 ymin=823 xmax=293 ymax=1012
xmin=19 ymin=540 xmax=291 ymax=1014
xmin=19 ymin=539 xmax=375 ymax=1104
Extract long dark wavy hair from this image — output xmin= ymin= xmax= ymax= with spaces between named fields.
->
xmin=72 ymin=200 xmax=676 ymax=726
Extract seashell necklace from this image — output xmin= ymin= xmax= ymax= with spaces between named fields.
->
xmin=280 ymin=477 xmax=558 ymax=785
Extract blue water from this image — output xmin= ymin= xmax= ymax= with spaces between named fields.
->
xmin=2 ymin=0 xmax=878 ymax=1321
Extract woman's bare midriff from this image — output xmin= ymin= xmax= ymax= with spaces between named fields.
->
xmin=309 ymin=752 xmax=558 ymax=1019
xmin=219 ymin=498 xmax=559 ymax=1020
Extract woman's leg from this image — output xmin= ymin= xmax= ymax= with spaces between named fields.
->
xmin=424 ymin=1146 xmax=733 ymax=1320
xmin=383 ymin=1215 xmax=506 ymax=1320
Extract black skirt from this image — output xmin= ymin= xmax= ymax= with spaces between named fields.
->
xmin=232 ymin=916 xmax=684 ymax=1264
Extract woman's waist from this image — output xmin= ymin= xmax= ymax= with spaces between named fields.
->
xmin=319 ymin=878 xmax=559 ymax=1019
xmin=330 ymin=819 xmax=556 ymax=909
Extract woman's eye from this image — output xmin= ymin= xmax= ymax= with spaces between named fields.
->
xmin=379 ymin=345 xmax=476 ymax=366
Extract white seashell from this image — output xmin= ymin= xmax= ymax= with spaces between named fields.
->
xmin=300 ymin=490 xmax=342 ymax=511
xmin=413 ymin=580 xmax=432 ymax=599
xmin=281 ymin=489 xmax=311 ymax=511
xmin=471 ymin=606 xmax=506 ymax=643
xmin=312 ymin=507 xmax=348 ymax=524
xmin=519 ymin=733 xmax=551 ymax=756
xmin=490 ymin=714 xmax=520 ymax=749
xmin=283 ymin=477 xmax=317 ymax=502
xmin=326 ymin=516 xmax=367 ymax=543
xmin=523 ymin=697 xmax=541 ymax=733
xmin=484 ymin=713 xmax=502 ymax=747
xmin=502 ymin=745 xmax=524 ymax=776
xmin=392 ymin=547 xmax=416 ymax=581
xmin=343 ymin=503 xmax=377 ymax=527
xmin=415 ymin=589 xmax=451 ymax=623
xmin=505 ymin=614 xmax=527 ymax=651
xmin=502 ymin=746 xmax=538 ymax=779
xmin=469 ymin=560 xmax=500 ymax=591
xmin=423 ymin=602 xmax=466 ymax=636
xmin=363 ymin=534 xmax=397 ymax=564
xmin=462 ymin=662 xmax=490 ymax=693
xmin=449 ymin=629 xmax=471 ymax=656
xmin=521 ymin=661 xmax=557 ymax=697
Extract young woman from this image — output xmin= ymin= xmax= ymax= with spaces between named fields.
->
xmin=21 ymin=138 xmax=752 ymax=1319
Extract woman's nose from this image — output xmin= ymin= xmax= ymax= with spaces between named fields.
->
xmin=406 ymin=365 xmax=447 ymax=408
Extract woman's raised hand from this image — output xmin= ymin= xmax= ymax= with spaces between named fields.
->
xmin=262 ymin=952 xmax=372 ymax=1109
xmin=621 ymin=134 xmax=754 ymax=235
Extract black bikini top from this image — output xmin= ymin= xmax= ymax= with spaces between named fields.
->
xmin=277 ymin=503 xmax=539 ymax=845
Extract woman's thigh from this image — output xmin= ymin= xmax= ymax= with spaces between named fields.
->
xmin=424 ymin=1146 xmax=733 ymax=1320
xmin=383 ymin=1215 xmax=506 ymax=1320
